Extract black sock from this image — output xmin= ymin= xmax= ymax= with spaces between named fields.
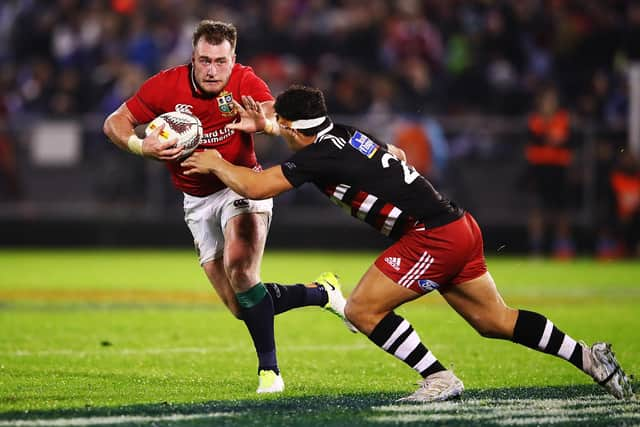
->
xmin=368 ymin=311 xmax=445 ymax=378
xmin=264 ymin=282 xmax=328 ymax=314
xmin=237 ymin=283 xmax=279 ymax=374
xmin=512 ymin=309 xmax=584 ymax=369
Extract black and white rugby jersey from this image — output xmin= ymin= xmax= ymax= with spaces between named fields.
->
xmin=280 ymin=123 xmax=464 ymax=240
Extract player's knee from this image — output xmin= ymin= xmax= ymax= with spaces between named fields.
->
xmin=473 ymin=321 xmax=504 ymax=339
xmin=471 ymin=312 xmax=515 ymax=339
xmin=345 ymin=299 xmax=382 ymax=335
xmin=344 ymin=300 xmax=364 ymax=326
xmin=344 ymin=300 xmax=356 ymax=322
xmin=224 ymin=260 xmax=259 ymax=289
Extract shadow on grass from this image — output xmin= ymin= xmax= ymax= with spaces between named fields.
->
xmin=0 ymin=384 xmax=637 ymax=426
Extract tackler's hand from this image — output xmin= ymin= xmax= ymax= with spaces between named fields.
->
xmin=181 ymin=149 xmax=223 ymax=175
xmin=224 ymin=95 xmax=269 ymax=134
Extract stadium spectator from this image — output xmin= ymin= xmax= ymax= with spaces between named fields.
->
xmin=593 ymin=135 xmax=624 ymax=260
xmin=391 ymin=117 xmax=449 ymax=186
xmin=0 ymin=1 xmax=629 ymax=124
xmin=380 ymin=1 xmax=444 ymax=72
xmin=0 ymin=63 xmax=18 ymax=199
xmin=49 ymin=67 xmax=83 ymax=116
xmin=610 ymin=150 xmax=640 ymax=257
xmin=522 ymin=84 xmax=577 ymax=258
xmin=326 ymin=66 xmax=371 ymax=115
xmin=0 ymin=118 xmax=19 ymax=201
xmin=0 ymin=0 xmax=633 ymax=256
xmin=103 ymin=20 xmax=353 ymax=395
xmin=181 ymin=85 xmax=635 ymax=402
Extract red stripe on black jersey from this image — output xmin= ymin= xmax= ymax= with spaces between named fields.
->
xmin=350 ymin=191 xmax=369 ymax=217
xmin=323 ymin=184 xmax=336 ymax=197
xmin=323 ymin=184 xmax=419 ymax=238
xmin=281 ymin=123 xmax=464 ymax=240
xmin=374 ymin=203 xmax=396 ymax=231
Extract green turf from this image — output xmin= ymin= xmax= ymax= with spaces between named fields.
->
xmin=0 ymin=249 xmax=638 ymax=426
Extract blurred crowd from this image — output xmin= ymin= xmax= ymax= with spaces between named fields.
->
xmin=0 ymin=0 xmax=639 ymax=256
xmin=0 ymin=0 xmax=639 ymax=120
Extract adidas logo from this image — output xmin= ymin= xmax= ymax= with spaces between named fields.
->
xmin=384 ymin=257 xmax=401 ymax=271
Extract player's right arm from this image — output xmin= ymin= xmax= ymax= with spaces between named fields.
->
xmin=181 ymin=149 xmax=293 ymax=199
xmin=103 ymin=103 xmax=183 ymax=161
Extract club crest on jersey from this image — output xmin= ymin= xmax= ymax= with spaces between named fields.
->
xmin=217 ymin=91 xmax=235 ymax=116
xmin=417 ymin=279 xmax=440 ymax=292
xmin=349 ymin=131 xmax=379 ymax=158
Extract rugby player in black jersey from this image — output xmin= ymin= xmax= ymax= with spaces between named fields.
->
xmin=181 ymin=85 xmax=634 ymax=402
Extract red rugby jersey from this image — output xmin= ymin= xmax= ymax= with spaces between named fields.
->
xmin=126 ymin=63 xmax=273 ymax=196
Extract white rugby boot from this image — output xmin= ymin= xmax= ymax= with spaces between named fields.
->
xmin=314 ymin=272 xmax=358 ymax=333
xmin=256 ymin=369 xmax=285 ymax=394
xmin=583 ymin=342 xmax=634 ymax=400
xmin=398 ymin=370 xmax=464 ymax=403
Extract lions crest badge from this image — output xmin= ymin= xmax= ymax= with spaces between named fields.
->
xmin=217 ymin=91 xmax=235 ymax=117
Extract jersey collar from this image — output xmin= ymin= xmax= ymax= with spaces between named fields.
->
xmin=313 ymin=122 xmax=334 ymax=143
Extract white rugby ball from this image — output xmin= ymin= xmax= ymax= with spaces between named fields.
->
xmin=145 ymin=111 xmax=203 ymax=158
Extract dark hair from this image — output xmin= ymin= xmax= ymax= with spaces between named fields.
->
xmin=275 ymin=85 xmax=328 ymax=126
xmin=192 ymin=20 xmax=237 ymax=51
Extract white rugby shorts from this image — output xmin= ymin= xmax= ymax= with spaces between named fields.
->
xmin=183 ymin=188 xmax=273 ymax=264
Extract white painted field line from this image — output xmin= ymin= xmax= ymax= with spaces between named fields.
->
xmin=2 ymin=343 xmax=371 ymax=358
xmin=370 ymin=395 xmax=640 ymax=425
xmin=0 ymin=412 xmax=235 ymax=427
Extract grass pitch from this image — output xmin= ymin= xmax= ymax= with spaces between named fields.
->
xmin=0 ymin=249 xmax=638 ymax=426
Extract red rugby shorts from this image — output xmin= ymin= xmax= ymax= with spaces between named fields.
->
xmin=374 ymin=212 xmax=487 ymax=294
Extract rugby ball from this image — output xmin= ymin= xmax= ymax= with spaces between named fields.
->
xmin=145 ymin=111 xmax=203 ymax=158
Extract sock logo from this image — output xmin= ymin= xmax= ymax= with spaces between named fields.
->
xmin=319 ymin=281 xmax=335 ymax=291
xmin=384 ymin=256 xmax=402 ymax=271
xmin=267 ymin=283 xmax=281 ymax=298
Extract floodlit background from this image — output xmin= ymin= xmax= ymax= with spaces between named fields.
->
xmin=0 ymin=0 xmax=639 ymax=257
xmin=1 ymin=3 xmax=639 ymax=424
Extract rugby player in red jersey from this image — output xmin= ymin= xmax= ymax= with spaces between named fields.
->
xmin=103 ymin=22 xmax=354 ymax=394
xmin=181 ymin=85 xmax=634 ymax=402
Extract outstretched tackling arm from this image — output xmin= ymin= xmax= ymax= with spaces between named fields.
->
xmin=181 ymin=150 xmax=293 ymax=199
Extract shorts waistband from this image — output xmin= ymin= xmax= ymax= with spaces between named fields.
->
xmin=410 ymin=210 xmax=466 ymax=232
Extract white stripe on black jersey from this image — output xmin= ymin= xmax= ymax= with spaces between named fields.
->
xmin=280 ymin=124 xmax=463 ymax=240
xmin=325 ymin=135 xmax=346 ymax=149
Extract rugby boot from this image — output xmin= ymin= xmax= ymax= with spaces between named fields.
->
xmin=397 ymin=370 xmax=464 ymax=402
xmin=314 ymin=272 xmax=358 ymax=333
xmin=256 ymin=369 xmax=285 ymax=394
xmin=584 ymin=342 xmax=634 ymax=400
